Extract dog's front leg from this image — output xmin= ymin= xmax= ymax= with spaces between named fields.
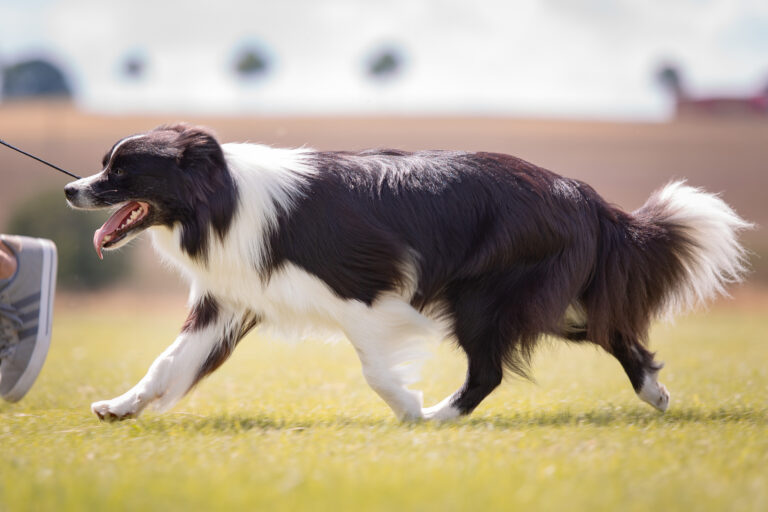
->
xmin=92 ymin=295 xmax=258 ymax=421
xmin=90 ymin=330 xmax=211 ymax=421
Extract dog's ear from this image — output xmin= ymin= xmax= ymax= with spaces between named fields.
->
xmin=154 ymin=123 xmax=188 ymax=134
xmin=159 ymin=124 xmax=223 ymax=170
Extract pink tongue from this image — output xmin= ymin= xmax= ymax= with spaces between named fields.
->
xmin=93 ymin=202 xmax=141 ymax=259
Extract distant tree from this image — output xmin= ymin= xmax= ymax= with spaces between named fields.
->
xmin=366 ymin=46 xmax=404 ymax=81
xmin=6 ymin=189 xmax=131 ymax=290
xmin=2 ymin=58 xmax=72 ymax=99
xmin=122 ymin=54 xmax=146 ymax=80
xmin=234 ymin=47 xmax=270 ymax=79
xmin=657 ymin=64 xmax=686 ymax=99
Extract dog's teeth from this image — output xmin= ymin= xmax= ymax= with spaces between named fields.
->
xmin=114 ymin=207 xmax=144 ymax=235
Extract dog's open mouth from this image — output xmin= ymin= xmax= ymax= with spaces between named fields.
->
xmin=93 ymin=201 xmax=151 ymax=259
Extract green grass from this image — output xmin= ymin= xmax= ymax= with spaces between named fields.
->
xmin=2 ymin=301 xmax=767 ymax=511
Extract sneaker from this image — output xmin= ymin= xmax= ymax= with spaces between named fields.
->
xmin=0 ymin=235 xmax=57 ymax=402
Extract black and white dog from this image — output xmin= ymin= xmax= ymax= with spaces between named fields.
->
xmin=65 ymin=123 xmax=750 ymax=422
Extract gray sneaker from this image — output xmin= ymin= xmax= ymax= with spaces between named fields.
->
xmin=0 ymin=235 xmax=57 ymax=402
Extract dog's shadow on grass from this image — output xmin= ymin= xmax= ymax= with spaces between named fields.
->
xmin=133 ymin=412 xmax=395 ymax=434
xmin=129 ymin=405 xmax=766 ymax=434
xmin=468 ymin=406 xmax=766 ymax=429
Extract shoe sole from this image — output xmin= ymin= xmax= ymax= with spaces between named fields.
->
xmin=3 ymin=239 xmax=57 ymax=402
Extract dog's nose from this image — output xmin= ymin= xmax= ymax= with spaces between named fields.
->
xmin=64 ymin=183 xmax=78 ymax=201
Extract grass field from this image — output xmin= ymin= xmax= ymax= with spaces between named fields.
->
xmin=1 ymin=296 xmax=767 ymax=511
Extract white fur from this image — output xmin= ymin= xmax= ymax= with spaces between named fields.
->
xmin=637 ymin=371 xmax=670 ymax=412
xmin=640 ymin=181 xmax=752 ymax=317
xmin=422 ymin=394 xmax=462 ymax=421
xmin=66 ymin=171 xmax=108 ymax=209
xmin=98 ymin=258 xmax=441 ymax=421
xmin=92 ymin=311 xmax=239 ymax=420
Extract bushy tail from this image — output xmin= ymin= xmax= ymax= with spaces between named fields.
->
xmin=582 ymin=181 xmax=752 ymax=348
xmin=633 ymin=181 xmax=752 ymax=318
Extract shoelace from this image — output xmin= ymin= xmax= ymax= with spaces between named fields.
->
xmin=0 ymin=301 xmax=22 ymax=359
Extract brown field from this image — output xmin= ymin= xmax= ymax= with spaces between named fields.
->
xmin=2 ymin=101 xmax=766 ymax=292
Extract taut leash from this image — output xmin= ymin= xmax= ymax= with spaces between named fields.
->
xmin=0 ymin=138 xmax=82 ymax=179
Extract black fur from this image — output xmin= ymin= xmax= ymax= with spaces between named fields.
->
xmin=193 ymin=312 xmax=260 ymax=387
xmin=182 ymin=294 xmax=261 ymax=386
xmin=181 ymin=294 xmax=220 ymax=333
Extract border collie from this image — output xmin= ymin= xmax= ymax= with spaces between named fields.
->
xmin=64 ymin=124 xmax=751 ymax=422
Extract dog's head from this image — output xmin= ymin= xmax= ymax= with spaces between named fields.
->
xmin=65 ymin=123 xmax=237 ymax=260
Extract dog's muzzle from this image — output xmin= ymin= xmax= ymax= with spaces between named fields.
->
xmin=64 ymin=173 xmax=104 ymax=209
xmin=64 ymin=182 xmax=79 ymax=202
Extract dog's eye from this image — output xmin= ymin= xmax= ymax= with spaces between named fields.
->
xmin=112 ymin=168 xmax=125 ymax=176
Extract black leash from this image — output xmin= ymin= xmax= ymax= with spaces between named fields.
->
xmin=0 ymin=138 xmax=82 ymax=179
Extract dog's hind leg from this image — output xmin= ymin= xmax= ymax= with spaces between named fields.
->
xmin=91 ymin=295 xmax=258 ymax=421
xmin=423 ymin=350 xmax=503 ymax=421
xmin=422 ymin=334 xmax=505 ymax=421
xmin=608 ymin=333 xmax=669 ymax=412
xmin=423 ymin=286 xmax=510 ymax=421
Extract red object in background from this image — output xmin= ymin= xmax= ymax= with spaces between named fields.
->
xmin=658 ymin=64 xmax=768 ymax=119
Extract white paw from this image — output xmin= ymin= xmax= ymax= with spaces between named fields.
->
xmin=422 ymin=395 xmax=461 ymax=421
xmin=91 ymin=397 xmax=140 ymax=422
xmin=638 ymin=377 xmax=671 ymax=412
xmin=654 ymin=383 xmax=671 ymax=412
xmin=396 ymin=389 xmax=425 ymax=421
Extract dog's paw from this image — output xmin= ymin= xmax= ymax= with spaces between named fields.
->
xmin=638 ymin=378 xmax=671 ymax=413
xmin=394 ymin=390 xmax=425 ymax=422
xmin=91 ymin=398 xmax=138 ymax=422
xmin=654 ymin=382 xmax=671 ymax=412
xmin=422 ymin=394 xmax=461 ymax=421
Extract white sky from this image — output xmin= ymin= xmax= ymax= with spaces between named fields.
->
xmin=1 ymin=0 xmax=767 ymax=119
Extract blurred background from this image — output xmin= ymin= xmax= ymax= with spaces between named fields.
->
xmin=1 ymin=0 xmax=766 ymax=298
